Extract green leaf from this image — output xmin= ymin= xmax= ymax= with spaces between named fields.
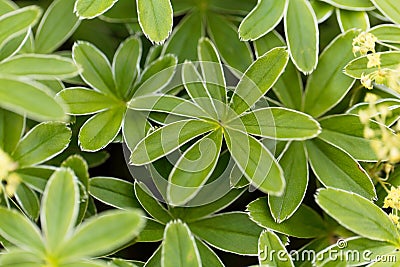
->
xmin=136 ymin=218 xmax=165 ymax=242
xmin=163 ymin=12 xmax=203 ymax=62
xmin=89 ymin=177 xmax=140 ymax=209
xmin=230 ymin=107 xmax=321 ymax=140
xmin=310 ymin=0 xmax=334 ymax=23
xmin=57 ymin=87 xmax=121 ymax=115
xmin=230 ymin=47 xmax=289 ymax=115
xmin=285 ymin=0 xmax=319 ymax=74
xmin=0 ymin=31 xmax=28 ymax=62
xmin=0 ymin=54 xmax=80 ymax=80
xmin=207 ymin=14 xmax=253 ymax=73
xmin=0 ymin=5 xmax=41 ymax=50
xmin=15 ymin=183 xmax=40 ymax=221
xmin=60 ymin=260 xmax=110 ymax=267
xmin=73 ymin=41 xmax=115 ymax=96
xmin=344 ymin=51 xmax=400 ymax=78
xmin=189 ymin=212 xmax=263 ymax=255
xmin=320 ymin=0 xmax=375 ymax=11
xmin=41 ymin=168 xmax=79 ymax=252
xmin=0 ymin=108 xmax=24 ymax=154
xmin=101 ymin=0 xmax=137 ymax=23
xmin=254 ymin=31 xmax=303 ymax=110
xmin=79 ymin=107 xmax=125 ymax=152
xmin=370 ymin=0 xmax=400 ymax=24
xmin=167 ymin=129 xmax=223 ymax=206
xmin=303 ymin=30 xmax=357 ymax=117
xmin=269 ymin=142 xmax=308 ymax=222
xmin=130 ymin=120 xmax=216 ymax=165
xmin=208 ymin=0 xmax=257 ymax=14
xmin=336 ymin=9 xmax=369 ymax=32
xmin=122 ymin=109 xmax=149 ymax=151
xmin=112 ymin=36 xmax=142 ymax=100
xmin=0 ymin=76 xmax=67 ymax=121
xmin=74 ymin=0 xmax=118 ymax=19
xmin=239 ymin=0 xmax=287 ymax=41
xmin=35 ymin=0 xmax=80 ymax=53
xmin=197 ymin=37 xmax=226 ymax=103
xmin=0 ymin=249 xmax=42 ymax=267
xmin=306 ymin=139 xmax=376 ymax=199
xmin=137 ymin=0 xmax=173 ymax=44
xmin=247 ymin=198 xmax=327 ymax=238
xmin=369 ymin=24 xmax=400 ymax=44
xmin=258 ymin=230 xmax=294 ymax=266
xmin=0 ymin=208 xmax=44 ymax=253
xmin=60 ymin=209 xmax=146 ymax=261
xmin=0 ymin=0 xmax=17 ymax=14
xmin=224 ymin=127 xmax=284 ymax=195
xmin=12 ymin=122 xmax=71 ymax=167
xmin=318 ymin=114 xmax=379 ymax=161
xmin=316 ymin=188 xmax=400 ymax=245
xmin=134 ymin=182 xmax=172 ymax=224
xmin=15 ymin=166 xmax=55 ymax=193
xmin=162 ymin=220 xmax=201 ymax=267
xmin=195 ymin=239 xmax=224 ymax=267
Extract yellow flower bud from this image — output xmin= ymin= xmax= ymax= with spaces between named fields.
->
xmin=367 ymin=53 xmax=381 ymax=68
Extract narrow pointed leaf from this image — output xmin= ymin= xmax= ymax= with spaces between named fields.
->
xmin=239 ymin=0 xmax=287 ymax=41
xmin=0 ymin=108 xmax=24 ymax=154
xmin=15 ymin=183 xmax=40 ymax=221
xmin=137 ymin=0 xmax=173 ymax=44
xmin=230 ymin=47 xmax=289 ymax=115
xmin=369 ymin=24 xmax=400 ymax=44
xmin=0 ymin=249 xmax=42 ymax=267
xmin=258 ymin=230 xmax=294 ymax=266
xmin=320 ymin=0 xmax=375 ymax=11
xmin=74 ymin=0 xmax=118 ymax=19
xmin=195 ymin=239 xmax=224 ymax=267
xmin=79 ymin=107 xmax=125 ymax=152
xmin=370 ymin=0 xmax=400 ymax=24
xmin=285 ymin=0 xmax=319 ymax=74
xmin=12 ymin=122 xmax=71 ymax=167
xmin=224 ymin=127 xmax=285 ymax=195
xmin=336 ymin=9 xmax=369 ymax=32
xmin=306 ymin=139 xmax=376 ymax=199
xmin=35 ymin=0 xmax=80 ymax=53
xmin=162 ymin=220 xmax=201 ymax=267
xmin=316 ymin=188 xmax=400 ymax=245
xmin=131 ymin=120 xmax=216 ymax=165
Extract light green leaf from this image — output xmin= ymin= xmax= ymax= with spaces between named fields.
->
xmin=336 ymin=9 xmax=369 ymax=32
xmin=12 ymin=122 xmax=71 ymax=167
xmin=163 ymin=12 xmax=203 ymax=62
xmin=239 ymin=0 xmax=287 ymax=41
xmin=167 ymin=129 xmax=223 ymax=206
xmin=74 ymin=0 xmax=118 ymax=19
xmin=129 ymin=95 xmax=210 ymax=119
xmin=112 ymin=36 xmax=142 ymax=99
xmin=57 ymin=87 xmax=121 ymax=115
xmin=0 ymin=208 xmax=44 ymax=253
xmin=316 ymin=188 xmax=400 ymax=245
xmin=247 ymin=198 xmax=327 ymax=238
xmin=320 ymin=0 xmax=375 ymax=11
xmin=285 ymin=0 xmax=319 ymax=74
xmin=137 ymin=0 xmax=173 ymax=44
xmin=130 ymin=120 xmax=216 ymax=165
xmin=35 ymin=0 xmax=80 ymax=53
xmin=369 ymin=24 xmax=400 ymax=44
xmin=60 ymin=209 xmax=145 ymax=261
xmin=73 ymin=41 xmax=115 ymax=96
xmin=0 ymin=0 xmax=17 ymax=14
xmin=15 ymin=166 xmax=55 ymax=193
xmin=207 ymin=14 xmax=253 ymax=73
xmin=122 ymin=109 xmax=149 ymax=151
xmin=101 ymin=0 xmax=137 ymax=23
xmin=134 ymin=182 xmax=172 ymax=224
xmin=41 ymin=168 xmax=79 ymax=252
xmin=318 ymin=114 xmax=379 ymax=161
xmin=0 ymin=108 xmax=24 ymax=154
xmin=15 ymin=183 xmax=40 ymax=221
xmin=258 ymin=230 xmax=294 ymax=267
xmin=224 ymin=127 xmax=285 ymax=195
xmin=0 ymin=249 xmax=42 ymax=267
xmin=230 ymin=107 xmax=321 ymax=140
xmin=162 ymin=220 xmax=201 ymax=267
xmin=230 ymin=47 xmax=289 ymax=115
xmin=89 ymin=177 xmax=140 ymax=209
xmin=344 ymin=51 xmax=400 ymax=78
xmin=0 ymin=76 xmax=67 ymax=121
xmin=303 ymin=30 xmax=357 ymax=117
xmin=136 ymin=218 xmax=165 ymax=242
xmin=195 ymin=239 xmax=224 ymax=267
xmin=254 ymin=31 xmax=303 ymax=110
xmin=0 ymin=5 xmax=41 ymax=50
xmin=197 ymin=37 xmax=226 ymax=103
xmin=79 ymin=107 xmax=125 ymax=152
xmin=0 ymin=54 xmax=80 ymax=80
xmin=269 ymin=142 xmax=308 ymax=222
xmin=310 ymin=0 xmax=334 ymax=23
xmin=306 ymin=139 xmax=376 ymax=199
xmin=370 ymin=0 xmax=400 ymax=24
xmin=189 ymin=212 xmax=263 ymax=255
xmin=60 ymin=260 xmax=110 ymax=267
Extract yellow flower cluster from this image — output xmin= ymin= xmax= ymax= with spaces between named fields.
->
xmin=0 ymin=149 xmax=20 ymax=197
xmin=352 ymin=32 xmax=377 ymax=56
xmin=384 ymin=186 xmax=400 ymax=228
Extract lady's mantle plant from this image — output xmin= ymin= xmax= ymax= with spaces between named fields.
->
xmin=0 ymin=0 xmax=400 ymax=266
